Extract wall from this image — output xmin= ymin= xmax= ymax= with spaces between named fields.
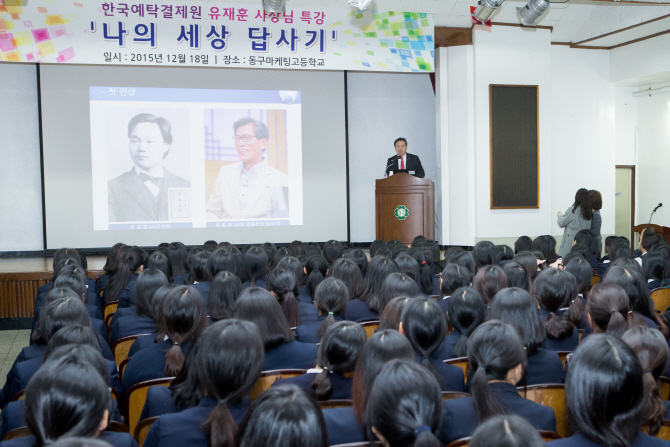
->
xmin=610 ymin=33 xmax=670 ymax=84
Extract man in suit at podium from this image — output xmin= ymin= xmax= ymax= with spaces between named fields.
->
xmin=385 ymin=137 xmax=425 ymax=178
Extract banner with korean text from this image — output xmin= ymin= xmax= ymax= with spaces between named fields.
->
xmin=0 ymin=1 xmax=434 ymax=72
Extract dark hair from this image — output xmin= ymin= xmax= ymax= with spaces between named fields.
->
xmin=313 ymin=278 xmax=350 ymax=339
xmin=641 ymin=227 xmax=659 ymax=251
xmin=565 ymin=256 xmax=592 ymax=299
xmin=146 ymin=250 xmax=173 ymax=283
xmin=566 ymin=334 xmax=644 ymax=447
xmin=311 ymin=321 xmax=366 ymax=400
xmin=370 ymin=240 xmax=388 ymax=258
xmin=512 ymin=251 xmax=537 ymax=281
xmin=489 ymin=288 xmax=546 ymax=354
xmin=374 ymin=247 xmax=393 ymax=259
xmin=394 ymin=137 xmax=408 ymax=147
xmin=235 ymin=385 xmax=327 ymax=447
xmin=365 ymin=360 xmax=442 ymax=447
xmin=514 ymin=237 xmax=533 ymax=255
xmin=306 ymin=242 xmax=323 ymax=257
xmin=362 ymin=256 xmax=399 ymax=312
xmin=533 ymin=235 xmax=559 ymax=264
xmin=473 ymin=265 xmax=507 ymax=305
xmin=448 ymin=251 xmax=477 ymax=277
xmin=570 ymin=243 xmax=590 ymax=261
xmin=286 ymin=240 xmax=305 ymax=258
xmin=33 ymin=291 xmax=91 ymax=346
xmin=266 ymin=268 xmax=300 ymax=328
xmin=158 ymin=286 xmax=208 ymax=376
xmin=574 ymin=229 xmax=598 ymax=259
xmin=329 ymin=258 xmax=363 ymax=300
xmin=400 ymin=297 xmax=446 ymax=383
xmin=135 ymin=269 xmax=169 ymax=318
xmin=44 ymin=325 xmax=102 ymax=358
xmin=352 ymin=330 xmax=415 ymax=423
xmin=502 ymin=262 xmax=530 ymax=291
xmin=105 ymin=246 xmax=146 ymax=303
xmin=53 ymin=265 xmax=87 ymax=300
xmin=378 ymin=273 xmax=418 ymax=315
xmin=468 ymin=321 xmax=526 ymax=423
xmin=242 ymin=247 xmax=268 ymax=286
xmin=379 ymin=296 xmax=413 ymax=331
xmin=604 ymin=266 xmax=658 ymax=323
xmin=261 ymin=242 xmax=278 ymax=265
xmin=151 ymin=284 xmax=176 ymax=323
xmin=275 ymin=256 xmax=304 ymax=286
xmin=322 ymin=240 xmax=344 ymax=266
xmin=643 ymin=251 xmax=665 ymax=282
xmin=49 ymin=438 xmax=114 ymax=447
xmin=571 ymin=188 xmax=593 ymax=221
xmin=271 ymin=247 xmax=291 ymax=269
xmin=43 ymin=344 xmax=108 ymax=387
xmin=533 ymin=269 xmax=575 ymax=340
xmin=168 ymin=324 xmax=205 ymax=410
xmin=395 ymin=254 xmax=420 ymax=282
xmin=586 ymin=282 xmax=637 ymax=336
xmin=234 ymin=286 xmax=294 ymax=351
xmin=232 ymin=116 xmax=269 ymax=140
xmin=609 ymin=238 xmax=633 ymax=263
xmin=448 ymin=287 xmax=486 ymax=357
xmin=102 ymin=243 xmax=125 ymax=276
xmin=344 ymin=249 xmax=368 ymax=276
xmin=51 ymin=248 xmax=82 ymax=275
xmin=25 ymin=354 xmax=111 ymax=447
xmin=441 ymin=263 xmax=472 ymax=296
xmin=167 ymin=242 xmax=188 ymax=277
xmin=199 ymin=320 xmax=265 ymax=447
xmin=604 ymin=236 xmax=617 ymax=252
xmin=493 ymin=245 xmax=515 ymax=265
xmin=185 ymin=249 xmax=210 ymax=284
xmin=305 ymin=255 xmax=328 ymax=298
xmin=473 ymin=241 xmax=496 ymax=268
xmin=621 ymin=326 xmax=669 ymax=436
xmin=128 ymin=113 xmax=173 ymax=145
xmin=209 ymin=271 xmax=243 ymax=322
xmin=407 ymin=247 xmax=435 ymax=293
xmin=469 ymin=415 xmax=545 ymax=447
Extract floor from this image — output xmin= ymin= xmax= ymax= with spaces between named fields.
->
xmin=0 ymin=330 xmax=31 ymax=389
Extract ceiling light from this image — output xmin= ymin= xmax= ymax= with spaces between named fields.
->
xmin=349 ymin=0 xmax=373 ymax=10
xmin=262 ymin=0 xmax=286 ymax=13
xmin=473 ymin=0 xmax=506 ymax=23
xmin=517 ymin=0 xmax=550 ymax=26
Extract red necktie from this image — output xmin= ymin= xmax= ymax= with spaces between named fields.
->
xmin=400 ymin=157 xmax=405 ymax=170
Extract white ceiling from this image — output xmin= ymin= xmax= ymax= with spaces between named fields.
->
xmin=185 ymin=0 xmax=670 ymax=45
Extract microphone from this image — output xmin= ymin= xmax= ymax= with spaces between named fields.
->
xmin=649 ymin=203 xmax=663 ymax=224
xmin=654 ymin=203 xmax=663 ymax=212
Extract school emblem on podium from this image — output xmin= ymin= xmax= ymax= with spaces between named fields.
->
xmin=394 ymin=205 xmax=409 ymax=221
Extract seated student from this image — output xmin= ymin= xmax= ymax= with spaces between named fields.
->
xmin=439 ymin=321 xmax=556 ymax=445
xmin=107 ymin=247 xmax=146 ymax=309
xmin=295 ymin=278 xmax=348 ymax=344
xmin=621 ymin=326 xmax=669 ymax=433
xmin=235 ymin=385 xmax=328 ymax=447
xmin=267 ymin=267 xmax=316 ymax=327
xmin=439 ymin=263 xmax=473 ymax=312
xmin=369 ymin=239 xmax=387 ymax=259
xmin=322 ymin=240 xmax=344 ymax=268
xmin=574 ymin=229 xmax=600 ymax=269
xmin=394 ymin=254 xmax=421 ymax=286
xmin=513 ymin=251 xmax=540 ymax=282
xmin=374 ymin=246 xmax=393 ymax=259
xmin=273 ymin=321 xmax=366 ymax=400
xmin=344 ymin=256 xmax=398 ymax=322
xmin=407 ymin=247 xmax=441 ymax=296
xmin=597 ymin=238 xmax=632 ymax=277
xmin=400 ymin=297 xmax=465 ymax=392
xmin=643 ymin=251 xmax=665 ymax=292
xmin=180 ymin=250 xmax=211 ymax=307
xmin=329 ymin=258 xmax=363 ymax=303
xmin=365 ymin=360 xmax=443 ymax=447
xmin=563 ymin=256 xmax=592 ymax=329
xmin=123 ymin=286 xmax=207 ymax=391
xmin=0 ymin=353 xmax=136 ymax=447
xmin=1 ymin=342 xmax=123 ymax=439
xmin=109 ymin=269 xmax=168 ymax=346
xmin=143 ymin=320 xmax=263 ymax=447
xmin=241 ymin=247 xmax=269 ymax=289
xmin=275 ymin=256 xmax=310 ymax=302
xmin=167 ymin=242 xmax=189 ymax=285
xmin=208 ymin=271 xmax=242 ymax=323
xmin=599 ymin=236 xmax=618 ymax=264
xmin=322 ymin=330 xmax=415 ymax=446
xmin=514 ymin=236 xmax=533 ymax=255
xmin=489 ymin=288 xmax=564 ymax=385
xmin=585 ymin=282 xmax=647 ymax=341
xmin=473 ymin=241 xmax=496 ymax=269
xmin=603 ymin=266 xmax=662 ymax=332
xmin=533 ymin=235 xmax=559 ymax=266
xmin=473 ymin=265 xmax=507 ymax=306
xmin=344 ymin=249 xmax=368 ymax=280
xmin=548 ymin=335 xmax=670 ymax=447
xmin=470 ymin=415 xmax=545 ymax=447
xmin=502 ymin=261 xmax=530 ymax=291
xmin=234 ymin=287 xmax=317 ymax=371
xmin=35 ymin=248 xmax=82 ymax=302
xmin=534 ymin=269 xmax=580 ymax=352
xmin=378 ymin=273 xmax=418 ymax=315
xmin=378 ymin=296 xmax=413 ymax=331
xmin=636 ymin=226 xmax=660 ymax=264
xmin=443 ymin=287 xmax=486 ymax=360
xmin=206 ymin=248 xmax=238 ymax=281
xmin=494 ymin=245 xmax=514 ymax=266
xmin=97 ymin=243 xmax=125 ymax=296
xmin=127 ymin=284 xmax=175 ymax=357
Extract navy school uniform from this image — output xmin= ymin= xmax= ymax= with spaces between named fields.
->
xmin=415 ymin=354 xmax=465 ymax=392
xmin=322 ymin=406 xmax=366 ymax=446
xmin=548 ymin=433 xmax=670 ymax=447
xmin=109 ymin=306 xmax=136 ymax=328
xmin=343 ymin=299 xmax=379 ymax=322
xmin=539 ymin=309 xmax=580 ymax=352
xmin=263 ymin=340 xmax=318 ymax=371
xmin=31 ymin=302 xmax=103 ymax=341
xmin=143 ymin=396 xmax=251 ymax=447
xmin=242 ymin=279 xmax=266 ymax=289
xmin=140 ymin=385 xmax=181 ymax=420
xmin=297 ymin=284 xmax=313 ymax=303
xmin=649 ymin=279 xmax=663 ymax=292
xmin=188 ymin=282 xmax=210 ymax=308
xmin=272 ymin=371 xmax=353 ymax=399
xmin=418 ymin=277 xmax=442 ymax=296
xmin=298 ymin=300 xmax=320 ymax=325
xmin=172 ymin=274 xmax=185 ymax=285
xmin=109 ymin=315 xmax=157 ymax=346
xmin=525 ymin=348 xmax=564 ymax=385
xmin=596 ymin=260 xmax=610 ymax=277
xmin=294 ymin=314 xmax=343 ymax=344
xmin=439 ymin=382 xmax=556 ymax=445
xmin=117 ymin=277 xmax=139 ymax=309
xmin=0 ymin=345 xmax=46 ymax=409
xmin=0 ymin=432 xmax=137 ymax=447
xmin=91 ymin=318 xmax=111 ymax=346
xmin=128 ymin=332 xmax=159 ymax=357
xmin=96 ymin=273 xmax=110 ymax=295
xmin=122 ymin=339 xmax=190 ymax=391
xmin=438 ymin=296 xmax=450 ymax=313
xmin=435 ymin=330 xmax=461 ymax=361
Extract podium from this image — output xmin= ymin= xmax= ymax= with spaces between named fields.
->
xmin=633 ymin=224 xmax=670 ymax=244
xmin=375 ymin=173 xmax=435 ymax=244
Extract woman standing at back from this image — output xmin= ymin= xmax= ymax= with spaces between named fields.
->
xmin=557 ymin=188 xmax=592 ymax=257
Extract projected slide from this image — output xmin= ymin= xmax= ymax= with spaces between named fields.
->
xmin=90 ymin=87 xmax=303 ymax=231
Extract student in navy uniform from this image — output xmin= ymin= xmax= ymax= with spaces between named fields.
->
xmin=469 ymin=415 xmax=545 ymax=447
xmin=107 ymin=247 xmax=146 ymax=309
xmin=344 ymin=249 xmax=368 ymax=280
xmin=489 ymin=288 xmax=564 ymax=385
xmin=235 ymin=385 xmax=328 ymax=447
xmin=563 ymin=256 xmax=592 ymax=330
xmin=241 ymin=247 xmax=268 ymax=289
xmin=596 ymin=238 xmax=632 ymax=277
xmin=407 ymin=246 xmax=440 ymax=296
xmin=473 ymin=265 xmax=507 ymax=306
xmin=179 ymin=249 xmax=210 ymax=309
xmin=208 ymin=271 xmax=242 ymax=323
xmin=34 ymin=248 xmax=82 ymax=304
xmin=603 ymin=266 xmax=662 ymax=331
xmin=274 ymin=321 xmax=365 ymax=400
xmin=234 ymin=287 xmax=317 ymax=371
xmin=585 ymin=282 xmax=646 ymax=341
xmin=379 ymin=273 xmax=418 ymax=315
xmin=378 ymin=297 xmax=413 ymax=331
xmin=143 ymin=319 xmax=263 ymax=447
xmin=322 ymin=330 xmax=415 ymax=446
xmin=97 ymin=243 xmax=126 ymax=296
xmin=322 ymin=240 xmax=344 ymax=268
xmin=534 ymin=269 xmax=580 ymax=352
xmin=206 ymin=248 xmax=238 ymax=280
xmin=52 ymin=265 xmax=103 ymax=320
xmin=345 ymin=256 xmax=398 ymax=322
xmin=644 ymin=251 xmax=665 ymax=292
xmin=441 ymin=287 xmax=486 ymax=360
xmin=294 ymin=278 xmax=348 ymax=344
xmin=126 ymin=284 xmax=176 ymax=357
xmin=548 ymin=334 xmax=670 ymax=447
xmin=266 ymin=267 xmax=303 ymax=328
xmin=574 ymin=229 xmax=601 ymax=269
xmin=438 ymin=264 xmax=474 ymax=312
xmin=166 ymin=242 xmax=188 ymax=284
xmin=123 ymin=286 xmax=207 ymax=391
xmin=400 ymin=297 xmax=465 ymax=392
xmin=329 ymin=258 xmax=364 ymax=302
xmin=502 ymin=262 xmax=530 ymax=291
xmin=303 ymin=255 xmax=329 ymax=302
xmin=273 ymin=256 xmax=309 ymax=304
xmin=109 ymin=269 xmax=167 ymax=346
xmin=440 ymin=321 xmax=556 ymax=445
xmin=0 ymin=353 xmax=137 ymax=447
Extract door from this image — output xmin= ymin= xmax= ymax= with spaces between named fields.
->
xmin=615 ymin=166 xmax=635 ymax=243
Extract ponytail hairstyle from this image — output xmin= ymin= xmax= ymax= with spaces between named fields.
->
xmin=266 ymin=267 xmax=300 ymax=327
xmin=586 ymin=282 xmax=639 ymax=337
xmin=102 ymin=243 xmax=125 ymax=276
xmin=135 ymin=269 xmax=169 ymax=319
xmin=365 ymin=359 xmax=442 ymax=447
xmin=244 ymin=247 xmax=269 ymax=286
xmin=275 ymin=256 xmax=305 ymax=287
xmin=53 ymin=265 xmax=88 ymax=301
xmin=322 ymin=240 xmax=344 ymax=266
xmin=158 ymin=286 xmax=208 ymax=377
xmin=33 ymin=290 xmax=92 ymax=346
xmin=186 ymin=249 xmax=211 ymax=284
xmin=502 ymin=262 xmax=530 ymax=291
xmin=360 ymin=256 xmax=399 ymax=311
xmin=344 ymin=249 xmax=368 ymax=277
xmin=564 ymin=256 xmax=592 ymax=313
xmin=400 ymin=297 xmax=446 ymax=382
xmin=408 ymin=247 xmax=434 ymax=294
xmin=329 ymin=258 xmax=363 ymax=300
xmin=234 ymin=385 xmax=328 ymax=447
xmin=305 ymin=255 xmax=328 ymax=298
xmin=207 ymin=248 xmax=239 ymax=279
xmin=352 ymin=330 xmax=415 ymax=423
xmin=532 ymin=268 xmax=575 ymax=341
xmin=209 ymin=271 xmax=243 ymax=322
xmin=376 ymin=273 xmax=418 ymax=314
xmin=146 ymin=250 xmax=174 ymax=283
xmin=566 ymin=334 xmax=644 ymax=447
xmin=489 ymin=288 xmax=546 ymax=354
xmin=169 ymin=326 xmax=205 ymax=410
xmin=441 ymin=263 xmax=473 ymax=296
xmin=621 ymin=325 xmax=669 ymax=436
xmin=311 ymin=321 xmax=366 ymax=400
xmin=379 ymin=296 xmax=414 ymax=331
xmin=560 ymin=270 xmax=583 ymax=326
xmin=314 ymin=278 xmax=349 ymax=339
xmin=469 ymin=415 xmax=545 ymax=447
xmin=105 ymin=246 xmax=146 ymax=303
xmin=604 ymin=266 xmax=660 ymax=328
xmin=468 ymin=321 xmax=526 ymax=423
xmin=473 ymin=265 xmax=507 ymax=305
xmin=167 ymin=242 xmax=188 ymax=277
xmin=395 ymin=254 xmax=420 ymax=283
xmin=200 ymin=320 xmax=264 ymax=447
xmin=447 ymin=287 xmax=486 ymax=358
xmin=234 ymin=287 xmax=294 ymax=351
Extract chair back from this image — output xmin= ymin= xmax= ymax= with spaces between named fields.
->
xmin=656 ymin=420 xmax=670 ymax=441
xmin=651 ymin=287 xmax=670 ymax=313
xmin=250 ymin=369 xmax=307 ymax=399
xmin=444 ymin=357 xmax=469 ymax=385
xmin=591 ymin=274 xmax=601 ymax=287
xmin=2 ymin=427 xmax=31 ymax=441
xmin=135 ymin=416 xmax=159 ymax=447
xmin=361 ymin=321 xmax=380 ymax=339
xmin=659 ymin=376 xmax=670 ymax=401
xmin=442 ymin=391 xmax=470 ymax=400
xmin=104 ymin=301 xmax=119 ymax=326
xmin=578 ymin=329 xmax=583 ymax=343
xmin=520 ymin=384 xmax=568 ymax=438
xmin=12 ymin=390 xmax=25 ymax=401
xmin=446 ymin=438 xmax=470 ymax=447
xmin=106 ymin=421 xmax=129 ymax=433
xmin=539 ymin=431 xmax=561 ymax=442
xmin=319 ymin=399 xmax=353 ymax=409
xmin=119 ymin=358 xmax=131 ymax=382
xmin=557 ymin=351 xmax=571 ymax=369
xmin=125 ymin=378 xmax=173 ymax=437
xmin=113 ymin=334 xmax=147 ymax=367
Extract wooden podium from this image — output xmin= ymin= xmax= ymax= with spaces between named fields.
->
xmin=633 ymin=224 xmax=670 ymax=244
xmin=375 ymin=173 xmax=435 ymax=244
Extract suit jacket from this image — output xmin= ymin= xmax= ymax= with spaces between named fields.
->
xmin=0 ymin=432 xmax=137 ymax=447
xmin=205 ymin=161 xmax=288 ymax=219
xmin=143 ymin=396 xmax=250 ymax=447
xmin=548 ymin=433 xmax=670 ymax=447
xmin=343 ymin=299 xmax=379 ymax=322
xmin=272 ymin=371 xmax=353 ymax=400
xmin=122 ymin=339 xmax=191 ymax=391
xmin=385 ymin=153 xmax=425 ymax=178
xmin=322 ymin=407 xmax=366 ymax=446
xmin=294 ymin=314 xmax=344 ymax=344
xmin=557 ymin=206 xmax=592 ymax=257
xmin=110 ymin=315 xmax=157 ymax=346
xmin=108 ymin=168 xmax=190 ymax=222
xmin=526 ymin=348 xmax=564 ymax=385
xmin=439 ymin=382 xmax=556 ymax=445
xmin=263 ymin=340 xmax=318 ymax=371
xmin=415 ymin=354 xmax=465 ymax=392
xmin=140 ymin=385 xmax=181 ymax=420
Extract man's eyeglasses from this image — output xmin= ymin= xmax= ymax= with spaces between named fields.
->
xmin=233 ymin=135 xmax=257 ymax=143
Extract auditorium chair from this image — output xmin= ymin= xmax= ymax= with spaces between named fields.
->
xmin=104 ymin=301 xmax=119 ymax=327
xmin=442 ymin=391 xmax=470 ymax=400
xmin=557 ymin=351 xmax=571 ymax=369
xmin=655 ymin=421 xmax=670 ymax=440
xmin=519 ymin=384 xmax=568 ymax=438
xmin=651 ymin=287 xmax=670 ymax=313
xmin=331 ymin=442 xmax=381 ymax=447
xmin=319 ymin=399 xmax=353 ymax=410
xmin=360 ymin=321 xmax=380 ymax=339
xmin=2 ymin=427 xmax=30 ymax=441
xmin=125 ymin=378 xmax=173 ymax=437
xmin=119 ymin=358 xmax=130 ymax=382
xmin=591 ymin=274 xmax=601 ymax=287
xmin=659 ymin=376 xmax=670 ymax=400
xmin=249 ymin=369 xmax=307 ymax=400
xmin=444 ymin=357 xmax=469 ymax=385
xmin=445 ymin=431 xmax=560 ymax=447
xmin=113 ymin=334 xmax=147 ymax=368
xmin=135 ymin=416 xmax=159 ymax=447
xmin=12 ymin=390 xmax=24 ymax=401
